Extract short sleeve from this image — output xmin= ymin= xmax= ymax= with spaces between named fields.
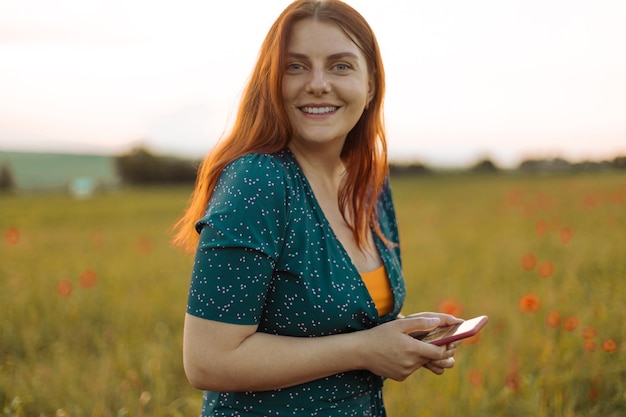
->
xmin=187 ymin=154 xmax=289 ymax=324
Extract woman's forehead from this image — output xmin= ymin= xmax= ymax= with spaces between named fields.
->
xmin=285 ymin=19 xmax=365 ymax=58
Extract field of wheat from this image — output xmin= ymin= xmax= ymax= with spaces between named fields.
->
xmin=1 ymin=172 xmax=625 ymax=417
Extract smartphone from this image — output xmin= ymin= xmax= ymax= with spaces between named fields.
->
xmin=411 ymin=315 xmax=488 ymax=346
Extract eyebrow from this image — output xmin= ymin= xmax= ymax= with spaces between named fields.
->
xmin=286 ymin=52 xmax=360 ymax=61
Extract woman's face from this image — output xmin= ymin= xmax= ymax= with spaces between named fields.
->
xmin=282 ymin=19 xmax=374 ymax=154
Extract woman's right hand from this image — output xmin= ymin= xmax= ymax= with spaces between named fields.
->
xmin=355 ymin=315 xmax=459 ymax=381
xmin=183 ymin=313 xmax=460 ymax=392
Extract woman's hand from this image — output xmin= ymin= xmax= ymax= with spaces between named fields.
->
xmin=355 ymin=313 xmax=463 ymax=381
xmin=403 ymin=312 xmax=463 ymax=375
xmin=183 ymin=312 xmax=463 ymax=392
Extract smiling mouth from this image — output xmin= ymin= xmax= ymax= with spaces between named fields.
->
xmin=300 ymin=106 xmax=338 ymax=115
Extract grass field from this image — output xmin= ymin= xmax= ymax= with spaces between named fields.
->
xmin=1 ymin=172 xmax=625 ymax=416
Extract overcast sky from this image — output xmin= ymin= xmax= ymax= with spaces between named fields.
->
xmin=1 ymin=0 xmax=625 ymax=167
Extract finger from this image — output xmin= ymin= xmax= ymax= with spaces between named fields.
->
xmin=445 ymin=342 xmax=460 ymax=354
xmin=416 ymin=312 xmax=464 ymax=325
xmin=416 ymin=342 xmax=455 ymax=362
xmin=424 ymin=363 xmax=445 ymax=375
xmin=447 ymin=341 xmax=461 ymax=350
xmin=431 ymin=357 xmax=456 ymax=369
xmin=400 ymin=316 xmax=441 ymax=335
xmin=437 ymin=346 xmax=456 ymax=360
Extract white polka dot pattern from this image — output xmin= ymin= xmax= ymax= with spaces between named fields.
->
xmin=187 ymin=150 xmax=405 ymax=416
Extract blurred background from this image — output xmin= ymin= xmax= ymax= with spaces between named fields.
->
xmin=2 ymin=2 xmax=625 ymax=416
xmin=1 ymin=0 xmax=625 ymax=170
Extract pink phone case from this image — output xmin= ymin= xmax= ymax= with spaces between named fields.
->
xmin=417 ymin=315 xmax=488 ymax=346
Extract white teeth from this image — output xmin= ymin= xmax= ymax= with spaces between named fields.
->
xmin=301 ymin=106 xmax=337 ymax=114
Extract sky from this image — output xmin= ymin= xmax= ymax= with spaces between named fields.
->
xmin=1 ymin=0 xmax=625 ymax=168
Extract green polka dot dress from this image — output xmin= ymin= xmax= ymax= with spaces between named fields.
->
xmin=188 ymin=149 xmax=406 ymax=416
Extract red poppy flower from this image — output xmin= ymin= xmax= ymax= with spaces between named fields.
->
xmin=518 ymin=293 xmax=541 ymax=314
xmin=79 ymin=269 xmax=98 ymax=289
xmin=468 ymin=370 xmax=483 ymax=387
xmin=437 ymin=298 xmax=464 ymax=317
xmin=581 ymin=326 xmax=596 ymax=340
xmin=535 ymin=220 xmax=548 ymax=237
xmin=583 ymin=340 xmax=596 ymax=353
xmin=5 ymin=226 xmax=20 ymax=245
xmin=563 ymin=316 xmax=579 ymax=332
xmin=57 ymin=279 xmax=73 ymax=297
xmin=545 ymin=311 xmax=561 ymax=329
xmin=560 ymin=227 xmax=573 ymax=244
xmin=537 ymin=261 xmax=554 ymax=278
xmin=601 ymin=339 xmax=617 ymax=353
xmin=521 ymin=253 xmax=536 ymax=271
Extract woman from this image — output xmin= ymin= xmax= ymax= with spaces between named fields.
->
xmin=173 ymin=1 xmax=462 ymax=415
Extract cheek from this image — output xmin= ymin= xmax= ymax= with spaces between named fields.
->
xmin=281 ymin=79 xmax=294 ymax=102
xmin=343 ymin=83 xmax=370 ymax=110
xmin=281 ymin=89 xmax=289 ymax=105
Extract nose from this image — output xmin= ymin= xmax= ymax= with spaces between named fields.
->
xmin=305 ymin=68 xmax=330 ymax=96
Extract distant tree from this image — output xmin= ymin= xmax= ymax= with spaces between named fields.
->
xmin=613 ymin=156 xmax=626 ymax=170
xmin=389 ymin=162 xmax=432 ymax=176
xmin=471 ymin=158 xmax=499 ymax=173
xmin=0 ymin=164 xmax=14 ymax=190
xmin=115 ymin=147 xmax=198 ymax=184
xmin=519 ymin=158 xmax=572 ymax=173
xmin=519 ymin=159 xmax=539 ymax=172
xmin=573 ymin=160 xmax=612 ymax=171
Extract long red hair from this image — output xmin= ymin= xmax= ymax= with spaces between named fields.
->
xmin=172 ymin=0 xmax=388 ymax=253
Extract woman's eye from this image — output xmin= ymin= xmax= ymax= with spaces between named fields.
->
xmin=287 ymin=63 xmax=304 ymax=72
xmin=332 ymin=63 xmax=351 ymax=72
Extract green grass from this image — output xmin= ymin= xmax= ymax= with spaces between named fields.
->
xmin=1 ymin=173 xmax=625 ymax=416
xmin=386 ymin=172 xmax=626 ymax=417
xmin=1 ymin=187 xmax=199 ymax=417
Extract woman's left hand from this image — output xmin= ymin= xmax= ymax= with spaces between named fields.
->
xmin=423 ymin=340 xmax=460 ymax=375
xmin=400 ymin=312 xmax=463 ymax=375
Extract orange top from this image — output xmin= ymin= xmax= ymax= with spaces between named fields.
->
xmin=360 ymin=265 xmax=394 ymax=316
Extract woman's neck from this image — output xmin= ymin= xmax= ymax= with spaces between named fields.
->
xmin=288 ymin=144 xmax=346 ymax=192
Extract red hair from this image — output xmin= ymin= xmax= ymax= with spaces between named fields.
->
xmin=172 ymin=0 xmax=389 ymax=253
